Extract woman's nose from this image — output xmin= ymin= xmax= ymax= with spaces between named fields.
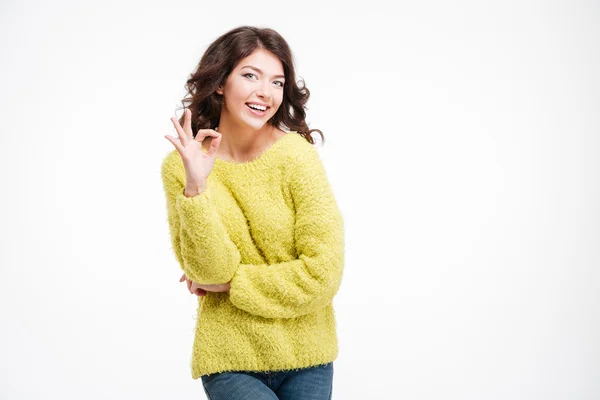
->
xmin=255 ymin=81 xmax=272 ymax=99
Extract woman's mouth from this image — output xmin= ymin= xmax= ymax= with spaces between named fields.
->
xmin=246 ymin=103 xmax=269 ymax=117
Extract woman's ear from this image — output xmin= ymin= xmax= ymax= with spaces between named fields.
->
xmin=216 ymin=86 xmax=223 ymax=95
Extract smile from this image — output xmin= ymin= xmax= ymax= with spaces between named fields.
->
xmin=246 ymin=103 xmax=269 ymax=116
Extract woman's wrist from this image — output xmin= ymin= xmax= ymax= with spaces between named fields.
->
xmin=184 ymin=184 xmax=206 ymax=197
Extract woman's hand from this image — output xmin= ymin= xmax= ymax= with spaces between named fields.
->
xmin=164 ymin=109 xmax=222 ymax=194
xmin=179 ymin=273 xmax=231 ymax=296
xmin=180 ymin=273 xmax=206 ymax=296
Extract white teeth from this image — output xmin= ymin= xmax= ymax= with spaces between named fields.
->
xmin=247 ymin=103 xmax=267 ymax=111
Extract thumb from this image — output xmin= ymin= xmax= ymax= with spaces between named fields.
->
xmin=179 ymin=273 xmax=186 ymax=282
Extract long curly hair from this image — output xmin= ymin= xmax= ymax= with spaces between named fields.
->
xmin=176 ymin=26 xmax=324 ymax=145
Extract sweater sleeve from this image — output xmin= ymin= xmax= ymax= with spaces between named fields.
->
xmin=228 ymin=144 xmax=345 ymax=319
xmin=161 ymin=151 xmax=241 ymax=284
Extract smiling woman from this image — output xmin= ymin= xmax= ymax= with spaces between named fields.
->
xmin=160 ymin=26 xmax=344 ymax=400
xmin=176 ymin=26 xmax=323 ymax=150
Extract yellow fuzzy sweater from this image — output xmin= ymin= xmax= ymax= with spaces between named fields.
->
xmin=160 ymin=132 xmax=345 ymax=379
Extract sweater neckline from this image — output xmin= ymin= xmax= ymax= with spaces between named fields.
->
xmin=213 ymin=131 xmax=296 ymax=170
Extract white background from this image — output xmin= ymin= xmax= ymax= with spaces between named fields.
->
xmin=1 ymin=0 xmax=598 ymax=399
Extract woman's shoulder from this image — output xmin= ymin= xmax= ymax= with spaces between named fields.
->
xmin=282 ymin=131 xmax=320 ymax=160
xmin=281 ymin=132 xmax=326 ymax=183
xmin=162 ymin=149 xmax=183 ymax=168
xmin=160 ymin=149 xmax=185 ymax=183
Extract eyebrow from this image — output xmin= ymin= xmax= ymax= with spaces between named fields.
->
xmin=241 ymin=65 xmax=285 ymax=80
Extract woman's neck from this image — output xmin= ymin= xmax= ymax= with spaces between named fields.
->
xmin=213 ymin=118 xmax=278 ymax=163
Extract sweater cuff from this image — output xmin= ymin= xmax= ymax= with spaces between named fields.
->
xmin=228 ymin=265 xmax=252 ymax=310
xmin=174 ymin=185 xmax=214 ymax=219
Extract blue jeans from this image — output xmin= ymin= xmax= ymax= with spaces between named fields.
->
xmin=201 ymin=362 xmax=334 ymax=400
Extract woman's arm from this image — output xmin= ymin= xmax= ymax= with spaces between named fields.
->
xmin=227 ymin=144 xmax=345 ymax=319
xmin=161 ymin=151 xmax=241 ymax=285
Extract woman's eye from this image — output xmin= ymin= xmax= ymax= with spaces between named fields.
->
xmin=274 ymin=81 xmax=284 ymax=87
xmin=243 ymin=73 xmax=256 ymax=79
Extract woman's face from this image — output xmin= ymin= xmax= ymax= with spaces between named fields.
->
xmin=217 ymin=49 xmax=285 ymax=130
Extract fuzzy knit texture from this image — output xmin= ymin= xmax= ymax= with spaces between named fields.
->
xmin=160 ymin=131 xmax=345 ymax=379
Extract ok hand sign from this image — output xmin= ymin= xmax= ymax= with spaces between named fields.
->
xmin=164 ymin=109 xmax=222 ymax=194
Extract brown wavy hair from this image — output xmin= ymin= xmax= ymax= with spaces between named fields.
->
xmin=176 ymin=26 xmax=324 ymax=145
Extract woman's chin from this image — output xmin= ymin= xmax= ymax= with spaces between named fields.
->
xmin=241 ymin=117 xmax=268 ymax=130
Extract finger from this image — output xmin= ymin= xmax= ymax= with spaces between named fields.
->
xmin=164 ymin=135 xmax=184 ymax=153
xmin=195 ymin=288 xmax=207 ymax=296
xmin=194 ymin=129 xmax=220 ymax=143
xmin=183 ymin=109 xmax=193 ymax=137
xmin=206 ymin=133 xmax=222 ymax=158
xmin=187 ymin=279 xmax=192 ymax=293
xmin=170 ymin=116 xmax=190 ymax=144
xmin=179 ymin=273 xmax=186 ymax=282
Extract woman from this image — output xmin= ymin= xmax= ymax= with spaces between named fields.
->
xmin=161 ymin=26 xmax=345 ymax=400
